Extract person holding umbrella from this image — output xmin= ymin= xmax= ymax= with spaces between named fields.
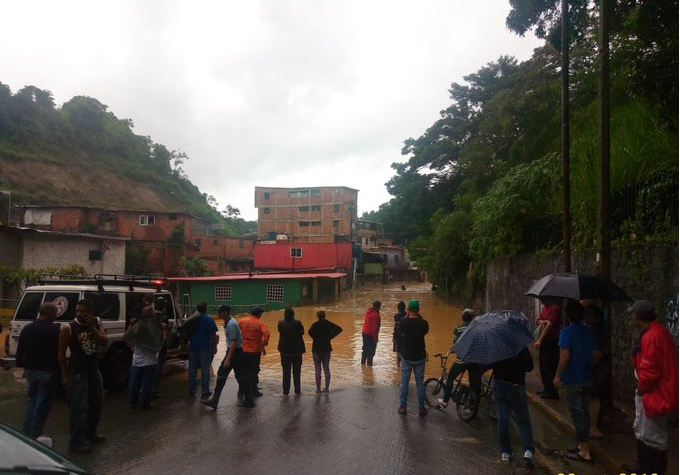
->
xmin=534 ymin=298 xmax=561 ymax=400
xmin=453 ymin=309 xmax=536 ymax=466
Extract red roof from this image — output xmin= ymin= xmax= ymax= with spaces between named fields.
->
xmin=169 ymin=272 xmax=346 ymax=282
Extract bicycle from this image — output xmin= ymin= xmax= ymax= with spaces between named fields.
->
xmin=424 ymin=352 xmax=480 ymax=422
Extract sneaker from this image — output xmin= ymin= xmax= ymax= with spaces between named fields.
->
xmin=36 ymin=435 xmax=53 ymax=448
xmin=500 ymin=453 xmax=512 ymax=463
xmin=201 ymin=392 xmax=212 ymax=399
xmin=201 ymin=398 xmax=218 ymax=409
xmin=237 ymin=401 xmax=256 ymax=408
xmin=437 ymin=398 xmax=448 ymax=409
xmin=523 ymin=450 xmax=534 ymax=467
xmin=315 ymin=389 xmax=322 ymax=394
xmin=418 ymin=407 xmax=428 ymax=416
xmin=398 ymin=405 xmax=407 ymax=415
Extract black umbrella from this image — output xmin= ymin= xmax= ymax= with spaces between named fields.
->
xmin=525 ymin=272 xmax=631 ymax=302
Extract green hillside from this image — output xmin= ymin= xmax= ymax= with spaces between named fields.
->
xmin=0 ymin=83 xmax=255 ymax=236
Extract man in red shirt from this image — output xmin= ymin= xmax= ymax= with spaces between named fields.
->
xmin=622 ymin=300 xmax=678 ymax=475
xmin=534 ymin=298 xmax=561 ymax=399
xmin=361 ymin=301 xmax=381 ymax=366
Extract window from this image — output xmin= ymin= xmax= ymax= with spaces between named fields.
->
xmin=85 ymin=291 xmax=120 ymax=321
xmin=89 ymin=250 xmax=102 ymax=261
xmin=264 ymin=192 xmax=270 ymax=200
xmin=333 ymin=204 xmax=340 ymax=212
xmin=263 ymin=207 xmax=270 ymax=214
xmin=299 ymin=190 xmax=309 ymax=198
xmin=215 ymin=283 xmax=232 ymax=301
xmin=311 ymin=205 xmax=321 ymax=212
xmin=288 ymin=191 xmax=299 ymax=198
xmin=267 ymin=285 xmax=284 ymax=302
xmin=290 ymin=247 xmax=302 ymax=258
xmin=394 ymin=255 xmax=400 ymax=262
xmin=100 ymin=213 xmax=113 ymax=231
xmin=311 ymin=189 xmax=320 ymax=197
xmin=298 ymin=206 xmax=309 ymax=212
xmin=239 ymin=239 xmax=244 ymax=248
xmin=139 ymin=215 xmax=155 ymax=226
xmin=310 ymin=221 xmax=321 ymax=226
xmin=169 ymin=213 xmax=177 ymax=220
xmin=299 ymin=221 xmax=310 ymax=227
xmin=333 ymin=220 xmax=340 ymax=228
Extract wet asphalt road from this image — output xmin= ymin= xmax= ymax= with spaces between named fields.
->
xmin=0 ymin=362 xmax=600 ymax=475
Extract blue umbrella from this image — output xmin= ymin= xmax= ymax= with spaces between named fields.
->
xmin=453 ymin=310 xmax=533 ymax=365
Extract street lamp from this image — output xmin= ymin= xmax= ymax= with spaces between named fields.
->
xmin=0 ymin=190 xmax=10 ymax=226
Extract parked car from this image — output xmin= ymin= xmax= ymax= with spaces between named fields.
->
xmin=1 ymin=274 xmax=188 ymax=390
xmin=0 ymin=421 xmax=95 ymax=475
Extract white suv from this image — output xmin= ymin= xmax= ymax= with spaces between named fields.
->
xmin=2 ymin=275 xmax=187 ymax=390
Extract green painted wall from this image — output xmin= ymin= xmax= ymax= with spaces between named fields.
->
xmin=364 ymin=263 xmax=384 ymax=275
xmin=175 ymin=277 xmax=340 ymax=314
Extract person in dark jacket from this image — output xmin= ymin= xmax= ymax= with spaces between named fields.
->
xmin=277 ymin=306 xmax=305 ymax=395
xmin=491 ymin=346 xmax=535 ymax=466
xmin=17 ymin=302 xmax=61 ymax=441
xmin=392 ymin=301 xmax=406 ymax=366
xmin=397 ymin=300 xmax=429 ymax=416
xmin=308 ymin=310 xmax=343 ymax=393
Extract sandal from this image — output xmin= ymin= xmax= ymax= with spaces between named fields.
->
xmin=566 ymin=452 xmax=594 ymax=463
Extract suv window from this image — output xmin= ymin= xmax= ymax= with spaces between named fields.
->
xmin=45 ymin=293 xmax=80 ymax=322
xmin=14 ymin=293 xmax=44 ymax=321
xmin=85 ymin=292 xmax=121 ymax=321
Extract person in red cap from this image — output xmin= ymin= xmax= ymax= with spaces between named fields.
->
xmin=361 ymin=301 xmax=381 ymax=366
xmin=621 ymin=300 xmax=678 ymax=475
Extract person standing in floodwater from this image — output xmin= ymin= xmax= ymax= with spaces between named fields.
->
xmin=393 ymin=301 xmax=407 ymax=366
xmin=398 ymin=300 xmax=429 ymax=415
xmin=361 ymin=301 xmax=381 ymax=366
xmin=308 ymin=310 xmax=343 ymax=393
xmin=277 ymin=306 xmax=305 ymax=395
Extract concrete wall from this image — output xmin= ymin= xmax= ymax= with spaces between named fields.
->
xmin=21 ymin=235 xmax=126 ymax=275
xmin=485 ymin=243 xmax=679 ymax=400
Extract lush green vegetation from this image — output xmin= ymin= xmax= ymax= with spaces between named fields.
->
xmin=0 ymin=85 xmax=256 ymax=237
xmin=365 ymin=0 xmax=678 ymax=301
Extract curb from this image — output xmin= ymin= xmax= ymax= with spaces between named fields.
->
xmin=526 ymin=391 xmax=621 ymax=474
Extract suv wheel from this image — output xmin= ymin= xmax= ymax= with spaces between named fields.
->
xmin=101 ymin=344 xmax=132 ymax=391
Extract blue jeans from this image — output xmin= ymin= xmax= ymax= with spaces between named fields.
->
xmin=22 ymin=370 xmax=59 ymax=437
xmin=129 ymin=364 xmax=157 ymax=408
xmin=492 ymin=379 xmax=535 ymax=455
xmin=66 ymin=369 xmax=104 ymax=449
xmin=399 ymin=357 xmax=426 ymax=408
xmin=188 ymin=350 xmax=212 ymax=395
xmin=564 ymin=382 xmax=591 ymax=442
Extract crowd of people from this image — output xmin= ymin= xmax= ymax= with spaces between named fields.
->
xmin=14 ymin=293 xmax=678 ymax=474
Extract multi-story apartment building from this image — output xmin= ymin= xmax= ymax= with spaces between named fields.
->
xmin=254 ymin=186 xmax=358 ymax=243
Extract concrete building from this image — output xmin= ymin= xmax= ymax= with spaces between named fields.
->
xmin=0 ymin=225 xmax=127 ymax=298
xmin=254 ymin=186 xmax=358 ymax=243
xmin=254 ymin=241 xmax=352 ymax=272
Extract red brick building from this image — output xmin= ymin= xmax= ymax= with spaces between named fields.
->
xmin=254 ymin=186 xmax=358 ymax=243
xmin=18 ymin=205 xmax=254 ymax=276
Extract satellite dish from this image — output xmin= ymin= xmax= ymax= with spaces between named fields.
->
xmin=276 ymin=234 xmax=288 ymax=241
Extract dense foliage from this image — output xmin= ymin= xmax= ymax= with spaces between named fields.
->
xmin=365 ymin=0 xmax=678 ymax=302
xmin=0 ymin=85 xmax=256 ymax=237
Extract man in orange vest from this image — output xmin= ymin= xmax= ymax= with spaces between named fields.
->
xmin=238 ymin=306 xmax=270 ymax=402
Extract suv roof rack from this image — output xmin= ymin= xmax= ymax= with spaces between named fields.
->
xmin=37 ymin=274 xmax=170 ymax=292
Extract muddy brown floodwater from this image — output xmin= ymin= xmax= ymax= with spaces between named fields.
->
xmin=199 ymin=281 xmax=465 ymax=389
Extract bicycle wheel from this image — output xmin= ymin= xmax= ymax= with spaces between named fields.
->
xmin=424 ymin=378 xmax=443 ymax=408
xmin=456 ymin=385 xmax=479 ymax=422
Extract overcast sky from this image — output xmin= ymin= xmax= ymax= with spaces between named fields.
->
xmin=0 ymin=1 xmax=542 ymax=221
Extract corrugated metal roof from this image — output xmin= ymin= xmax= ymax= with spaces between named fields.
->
xmin=169 ymin=272 xmax=346 ymax=282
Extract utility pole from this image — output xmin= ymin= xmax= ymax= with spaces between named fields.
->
xmin=597 ymin=0 xmax=612 ymax=281
xmin=561 ymin=0 xmax=572 ymax=272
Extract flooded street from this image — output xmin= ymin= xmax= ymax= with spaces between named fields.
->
xmin=0 ymin=282 xmax=599 ymax=475
xmin=210 ymin=281 xmax=464 ymax=388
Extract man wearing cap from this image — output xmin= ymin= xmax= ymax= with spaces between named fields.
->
xmin=438 ymin=308 xmax=483 ymax=409
xmin=238 ymin=306 xmax=270 ymax=398
xmin=361 ymin=301 xmax=381 ymax=366
xmin=621 ymin=300 xmax=678 ymax=475
xmin=397 ymin=300 xmax=429 ymax=415
xmin=203 ymin=304 xmax=254 ymax=409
